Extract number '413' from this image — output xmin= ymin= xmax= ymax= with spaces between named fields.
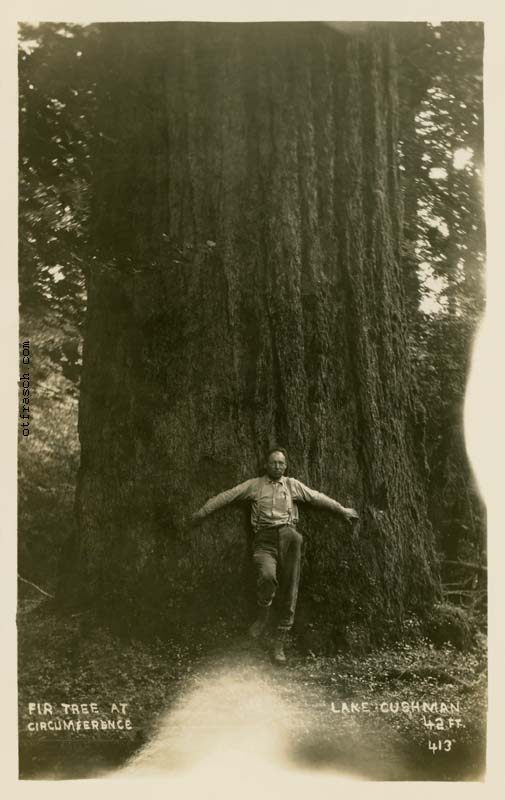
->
xmin=428 ymin=739 xmax=453 ymax=754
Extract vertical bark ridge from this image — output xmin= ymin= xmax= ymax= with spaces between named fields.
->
xmin=67 ymin=22 xmax=439 ymax=647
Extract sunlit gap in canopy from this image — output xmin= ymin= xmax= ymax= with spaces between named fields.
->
xmin=18 ymin=22 xmax=92 ymax=54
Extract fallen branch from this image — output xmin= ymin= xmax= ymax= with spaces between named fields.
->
xmin=442 ymin=576 xmax=475 ymax=588
xmin=18 ymin=575 xmax=54 ymax=599
xmin=443 ymin=560 xmax=487 ymax=573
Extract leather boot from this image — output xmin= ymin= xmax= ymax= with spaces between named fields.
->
xmin=272 ymin=630 xmax=288 ymax=665
xmin=248 ymin=605 xmax=270 ymax=639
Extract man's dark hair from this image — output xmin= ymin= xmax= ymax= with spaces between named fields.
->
xmin=265 ymin=447 xmax=288 ymax=462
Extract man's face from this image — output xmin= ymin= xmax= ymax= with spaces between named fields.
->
xmin=266 ymin=451 xmax=287 ymax=480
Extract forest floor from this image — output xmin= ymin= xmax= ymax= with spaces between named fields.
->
xmin=17 ymin=597 xmax=487 ymax=783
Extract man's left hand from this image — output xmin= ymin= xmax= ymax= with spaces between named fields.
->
xmin=341 ymin=507 xmax=359 ymax=525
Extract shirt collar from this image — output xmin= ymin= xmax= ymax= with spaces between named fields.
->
xmin=265 ymin=475 xmax=286 ymax=485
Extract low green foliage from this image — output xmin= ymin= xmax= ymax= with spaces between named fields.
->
xmin=423 ymin=602 xmax=476 ymax=650
xmin=18 ymin=601 xmax=200 ymax=744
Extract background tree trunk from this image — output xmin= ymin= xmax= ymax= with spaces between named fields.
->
xmin=61 ymin=22 xmax=439 ymax=650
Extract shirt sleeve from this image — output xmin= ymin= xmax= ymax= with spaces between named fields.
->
xmin=289 ymin=478 xmax=345 ymax=514
xmin=195 ymin=479 xmax=255 ymax=518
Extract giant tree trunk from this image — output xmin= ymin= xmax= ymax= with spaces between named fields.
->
xmin=62 ymin=22 xmax=439 ymax=649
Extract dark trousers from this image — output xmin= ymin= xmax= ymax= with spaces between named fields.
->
xmin=252 ymin=525 xmax=303 ymax=632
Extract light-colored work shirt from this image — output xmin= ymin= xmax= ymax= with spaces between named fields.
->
xmin=195 ymin=475 xmax=344 ymax=531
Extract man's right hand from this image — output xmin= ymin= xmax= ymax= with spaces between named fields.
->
xmin=190 ymin=511 xmax=204 ymax=527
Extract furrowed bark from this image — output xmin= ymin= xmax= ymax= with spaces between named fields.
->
xmin=60 ymin=22 xmax=439 ymax=649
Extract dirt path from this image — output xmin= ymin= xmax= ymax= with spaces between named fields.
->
xmin=124 ymin=638 xmax=442 ymax=781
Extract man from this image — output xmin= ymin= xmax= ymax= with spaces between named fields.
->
xmin=191 ymin=448 xmax=359 ymax=664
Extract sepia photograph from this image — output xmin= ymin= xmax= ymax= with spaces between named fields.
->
xmin=12 ymin=2 xmax=494 ymax=788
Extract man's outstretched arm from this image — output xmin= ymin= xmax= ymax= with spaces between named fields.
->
xmin=290 ymin=479 xmax=359 ymax=524
xmin=191 ymin=479 xmax=255 ymax=524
